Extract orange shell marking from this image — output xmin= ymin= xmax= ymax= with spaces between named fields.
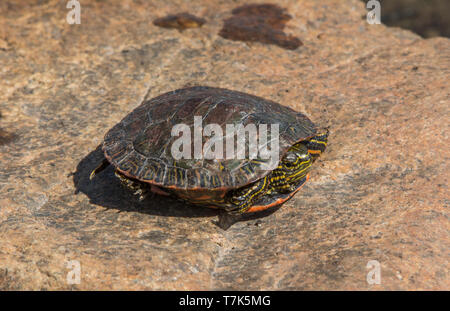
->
xmin=246 ymin=174 xmax=310 ymax=213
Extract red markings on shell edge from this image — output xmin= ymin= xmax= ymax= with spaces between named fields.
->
xmin=245 ymin=174 xmax=310 ymax=213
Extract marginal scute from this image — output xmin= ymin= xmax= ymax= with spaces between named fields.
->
xmin=103 ymin=86 xmax=317 ymax=189
xmin=138 ymin=159 xmax=165 ymax=183
xmin=104 ymin=141 xmax=133 ymax=165
xmin=117 ymin=150 xmax=146 ymax=177
xmin=164 ymin=166 xmax=187 ymax=188
xmin=103 ymin=124 xmax=126 ymax=145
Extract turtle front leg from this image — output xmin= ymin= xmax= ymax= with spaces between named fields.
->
xmin=114 ymin=170 xmax=150 ymax=201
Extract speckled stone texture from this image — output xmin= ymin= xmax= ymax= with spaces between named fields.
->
xmin=0 ymin=0 xmax=448 ymax=290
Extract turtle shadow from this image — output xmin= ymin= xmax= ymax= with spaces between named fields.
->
xmin=73 ymin=145 xmax=218 ymax=218
xmin=73 ymin=145 xmax=280 ymax=228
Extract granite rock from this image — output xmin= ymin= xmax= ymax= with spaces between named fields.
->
xmin=0 ymin=0 xmax=448 ymax=290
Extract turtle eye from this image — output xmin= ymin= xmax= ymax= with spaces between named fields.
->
xmin=230 ymin=196 xmax=246 ymax=205
xmin=284 ymin=152 xmax=297 ymax=163
xmin=235 ymin=195 xmax=246 ymax=202
xmin=298 ymin=152 xmax=311 ymax=161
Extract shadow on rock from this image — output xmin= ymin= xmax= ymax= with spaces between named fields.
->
xmin=73 ymin=145 xmax=218 ymax=218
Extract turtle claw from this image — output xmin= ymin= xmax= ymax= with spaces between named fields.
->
xmin=115 ymin=169 xmax=150 ymax=201
xmin=137 ymin=189 xmax=150 ymax=201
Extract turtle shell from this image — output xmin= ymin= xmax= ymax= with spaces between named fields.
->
xmin=103 ymin=86 xmax=317 ymax=197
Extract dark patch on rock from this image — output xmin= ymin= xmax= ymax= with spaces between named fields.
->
xmin=120 ymin=40 xmax=179 ymax=69
xmin=0 ymin=112 xmax=16 ymax=145
xmin=139 ymin=230 xmax=170 ymax=243
xmin=0 ymin=129 xmax=15 ymax=145
xmin=215 ymin=206 xmax=280 ymax=230
xmin=153 ymin=13 xmax=206 ymax=31
xmin=219 ymin=4 xmax=302 ymax=50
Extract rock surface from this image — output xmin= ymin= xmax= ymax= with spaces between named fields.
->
xmin=0 ymin=0 xmax=448 ymax=290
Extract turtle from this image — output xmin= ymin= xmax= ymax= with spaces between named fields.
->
xmin=90 ymin=86 xmax=328 ymax=218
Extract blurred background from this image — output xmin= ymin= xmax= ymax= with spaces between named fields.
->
xmin=1 ymin=0 xmax=449 ymax=38
xmin=363 ymin=0 xmax=450 ymax=38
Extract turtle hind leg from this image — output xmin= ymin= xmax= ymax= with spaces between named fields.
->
xmin=114 ymin=170 xmax=150 ymax=201
xmin=90 ymin=158 xmax=110 ymax=180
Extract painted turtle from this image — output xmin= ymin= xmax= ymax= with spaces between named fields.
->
xmin=91 ymin=86 xmax=328 ymax=216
